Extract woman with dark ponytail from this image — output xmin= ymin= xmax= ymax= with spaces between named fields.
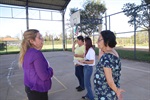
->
xmin=79 ymin=37 xmax=95 ymax=100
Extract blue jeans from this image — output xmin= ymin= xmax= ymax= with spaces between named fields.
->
xmin=84 ymin=65 xmax=94 ymax=100
xmin=75 ymin=65 xmax=84 ymax=89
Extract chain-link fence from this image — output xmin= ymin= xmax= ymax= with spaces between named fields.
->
xmin=92 ymin=4 xmax=149 ymax=58
xmin=0 ymin=4 xmax=149 ymax=59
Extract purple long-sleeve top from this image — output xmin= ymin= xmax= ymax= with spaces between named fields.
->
xmin=23 ymin=48 xmax=53 ymax=92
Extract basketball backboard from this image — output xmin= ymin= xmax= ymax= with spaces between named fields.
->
xmin=70 ymin=11 xmax=80 ymax=27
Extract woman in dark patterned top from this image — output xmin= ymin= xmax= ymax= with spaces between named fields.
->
xmin=94 ymin=30 xmax=125 ymax=100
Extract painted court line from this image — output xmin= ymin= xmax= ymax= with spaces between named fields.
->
xmin=64 ymin=52 xmax=150 ymax=73
xmin=7 ymin=60 xmax=68 ymax=97
xmin=123 ymin=66 xmax=150 ymax=73
xmin=48 ymin=76 xmax=67 ymax=94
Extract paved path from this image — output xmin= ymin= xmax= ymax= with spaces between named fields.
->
xmin=0 ymin=51 xmax=150 ymax=100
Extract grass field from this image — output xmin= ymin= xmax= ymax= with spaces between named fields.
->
xmin=0 ymin=44 xmax=149 ymax=63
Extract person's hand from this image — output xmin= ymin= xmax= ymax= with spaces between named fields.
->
xmin=79 ymin=60 xmax=85 ymax=63
xmin=74 ymin=54 xmax=78 ymax=57
xmin=116 ymin=88 xmax=125 ymax=100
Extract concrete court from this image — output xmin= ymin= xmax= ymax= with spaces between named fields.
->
xmin=0 ymin=51 xmax=150 ymax=100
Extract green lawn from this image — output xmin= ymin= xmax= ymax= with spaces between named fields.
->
xmin=94 ymin=47 xmax=150 ymax=63
xmin=0 ymin=45 xmax=149 ymax=63
xmin=117 ymin=49 xmax=150 ymax=63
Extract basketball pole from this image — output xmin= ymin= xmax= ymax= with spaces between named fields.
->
xmin=62 ymin=11 xmax=65 ymax=51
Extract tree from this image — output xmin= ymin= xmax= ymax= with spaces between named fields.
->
xmin=122 ymin=0 xmax=150 ymax=52
xmin=48 ymin=34 xmax=53 ymax=41
xmin=68 ymin=31 xmax=73 ymax=39
xmin=145 ymin=0 xmax=150 ymax=4
xmin=70 ymin=0 xmax=106 ymax=36
xmin=44 ymin=32 xmax=50 ymax=41
xmin=59 ymin=33 xmax=67 ymax=40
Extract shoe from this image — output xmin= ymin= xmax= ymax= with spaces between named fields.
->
xmin=82 ymin=96 xmax=88 ymax=100
xmin=77 ymin=87 xmax=85 ymax=92
xmin=76 ymin=86 xmax=81 ymax=90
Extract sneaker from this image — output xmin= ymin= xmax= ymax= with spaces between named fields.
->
xmin=76 ymin=86 xmax=81 ymax=90
xmin=77 ymin=87 xmax=85 ymax=92
xmin=82 ymin=96 xmax=89 ymax=100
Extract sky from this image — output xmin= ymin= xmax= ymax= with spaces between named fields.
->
xmin=0 ymin=0 xmax=141 ymax=38
xmin=65 ymin=0 xmax=141 ymax=37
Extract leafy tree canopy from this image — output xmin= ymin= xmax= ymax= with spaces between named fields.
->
xmin=122 ymin=0 xmax=150 ymax=52
xmin=70 ymin=1 xmax=106 ymax=36
xmin=122 ymin=0 xmax=150 ymax=29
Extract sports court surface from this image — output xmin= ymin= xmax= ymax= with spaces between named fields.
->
xmin=0 ymin=51 xmax=150 ymax=100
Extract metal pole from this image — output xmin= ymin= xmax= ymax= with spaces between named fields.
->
xmin=93 ymin=32 xmax=94 ymax=46
xmin=26 ymin=0 xmax=29 ymax=30
xmin=66 ymin=32 xmax=67 ymax=49
xmin=72 ymin=27 xmax=74 ymax=44
xmin=148 ymin=5 xmax=150 ymax=52
xmin=109 ymin=15 xmax=111 ymax=30
xmin=133 ymin=12 xmax=136 ymax=59
xmin=6 ymin=41 xmax=7 ymax=53
xmin=52 ymin=35 xmax=54 ymax=51
xmin=11 ymin=7 xmax=13 ymax=18
xmin=62 ymin=11 xmax=65 ymax=51
xmin=105 ymin=12 xmax=107 ymax=30
xmin=98 ymin=14 xmax=102 ymax=33
xmin=39 ymin=10 xmax=41 ymax=19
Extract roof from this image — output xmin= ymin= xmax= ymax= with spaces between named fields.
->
xmin=0 ymin=0 xmax=71 ymax=11
xmin=1 ymin=37 xmax=18 ymax=41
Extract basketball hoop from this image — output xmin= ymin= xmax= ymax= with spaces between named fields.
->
xmin=70 ymin=11 xmax=80 ymax=27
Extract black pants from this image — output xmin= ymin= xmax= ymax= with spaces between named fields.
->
xmin=75 ymin=65 xmax=84 ymax=89
xmin=25 ymin=86 xmax=48 ymax=100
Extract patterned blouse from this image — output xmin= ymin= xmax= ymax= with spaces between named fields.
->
xmin=94 ymin=53 xmax=121 ymax=100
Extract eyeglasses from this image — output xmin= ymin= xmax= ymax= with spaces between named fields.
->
xmin=36 ymin=35 xmax=43 ymax=40
xmin=97 ymin=39 xmax=103 ymax=42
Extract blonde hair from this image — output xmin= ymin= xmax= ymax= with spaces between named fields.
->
xmin=19 ymin=29 xmax=39 ymax=66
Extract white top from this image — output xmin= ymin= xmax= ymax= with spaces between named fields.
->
xmin=85 ymin=47 xmax=95 ymax=66
xmin=73 ymin=59 xmax=86 ymax=66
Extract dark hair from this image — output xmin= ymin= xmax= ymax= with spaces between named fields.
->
xmin=84 ymin=37 xmax=93 ymax=55
xmin=101 ymin=30 xmax=117 ymax=48
xmin=77 ymin=35 xmax=84 ymax=42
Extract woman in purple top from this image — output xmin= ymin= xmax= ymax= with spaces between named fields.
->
xmin=19 ymin=29 xmax=53 ymax=100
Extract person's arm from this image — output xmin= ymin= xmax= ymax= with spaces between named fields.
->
xmin=80 ymin=60 xmax=94 ymax=64
xmin=74 ymin=45 xmax=85 ymax=58
xmin=74 ymin=54 xmax=84 ymax=58
xmin=48 ymin=67 xmax=53 ymax=77
xmin=79 ymin=49 xmax=95 ymax=64
xmin=104 ymin=68 xmax=125 ymax=100
xmin=34 ymin=52 xmax=53 ymax=81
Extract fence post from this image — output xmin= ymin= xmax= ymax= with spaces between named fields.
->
xmin=109 ymin=15 xmax=111 ymax=30
xmin=133 ymin=11 xmax=137 ymax=59
xmin=105 ymin=12 xmax=107 ymax=30
xmin=66 ymin=32 xmax=67 ymax=50
xmin=52 ymin=36 xmax=54 ymax=51
xmin=6 ymin=41 xmax=7 ymax=53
